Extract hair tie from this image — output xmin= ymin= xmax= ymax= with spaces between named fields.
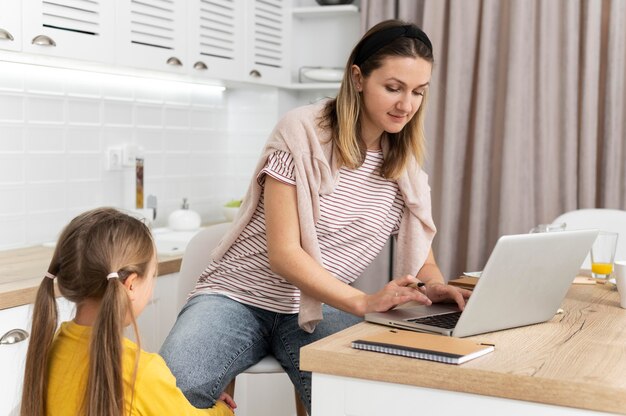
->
xmin=354 ymin=24 xmax=433 ymax=66
xmin=107 ymin=272 xmax=120 ymax=280
xmin=45 ymin=272 xmax=56 ymax=280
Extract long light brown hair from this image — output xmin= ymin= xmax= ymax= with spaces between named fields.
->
xmin=321 ymin=19 xmax=434 ymax=179
xmin=21 ymin=207 xmax=155 ymax=416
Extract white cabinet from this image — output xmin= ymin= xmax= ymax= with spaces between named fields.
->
xmin=189 ymin=0 xmax=291 ymax=85
xmin=1 ymin=0 xmax=359 ymax=89
xmin=0 ymin=298 xmax=75 ymax=416
xmin=187 ymin=0 xmax=245 ymax=81
xmin=128 ymin=272 xmax=179 ymax=353
xmin=289 ymin=3 xmax=360 ymax=88
xmin=242 ymin=0 xmax=291 ymax=86
xmin=115 ymin=0 xmax=187 ymax=74
xmin=21 ymin=0 xmax=115 ymax=62
xmin=0 ymin=0 xmax=21 ymax=52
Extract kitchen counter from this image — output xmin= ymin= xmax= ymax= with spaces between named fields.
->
xmin=301 ymin=283 xmax=626 ymax=415
xmin=0 ymin=245 xmax=182 ymax=310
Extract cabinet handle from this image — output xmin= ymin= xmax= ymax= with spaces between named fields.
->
xmin=166 ymin=57 xmax=183 ymax=66
xmin=0 ymin=328 xmax=29 ymax=345
xmin=31 ymin=34 xmax=56 ymax=47
xmin=249 ymin=69 xmax=262 ymax=78
xmin=193 ymin=61 xmax=208 ymax=70
xmin=0 ymin=28 xmax=14 ymax=41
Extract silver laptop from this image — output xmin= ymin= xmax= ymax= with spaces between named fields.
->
xmin=365 ymin=229 xmax=598 ymax=337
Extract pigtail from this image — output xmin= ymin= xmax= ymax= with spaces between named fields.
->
xmin=20 ymin=273 xmax=59 ymax=416
xmin=84 ymin=278 xmax=129 ymax=416
xmin=84 ymin=270 xmax=143 ymax=416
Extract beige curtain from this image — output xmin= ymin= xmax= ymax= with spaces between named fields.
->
xmin=362 ymin=0 xmax=626 ymax=279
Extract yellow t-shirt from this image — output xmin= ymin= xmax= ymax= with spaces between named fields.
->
xmin=46 ymin=321 xmax=232 ymax=416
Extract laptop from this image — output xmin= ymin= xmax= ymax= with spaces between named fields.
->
xmin=365 ymin=229 xmax=599 ymax=337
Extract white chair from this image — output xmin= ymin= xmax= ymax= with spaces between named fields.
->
xmin=552 ymin=208 xmax=626 ymax=268
xmin=177 ymin=223 xmax=307 ymax=416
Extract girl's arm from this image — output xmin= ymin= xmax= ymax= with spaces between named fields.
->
xmin=264 ymin=176 xmax=431 ymax=317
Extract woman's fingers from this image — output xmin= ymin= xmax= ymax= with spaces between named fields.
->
xmin=424 ymin=284 xmax=471 ymax=310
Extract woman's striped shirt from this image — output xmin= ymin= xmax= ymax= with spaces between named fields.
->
xmin=191 ymin=149 xmax=404 ymax=313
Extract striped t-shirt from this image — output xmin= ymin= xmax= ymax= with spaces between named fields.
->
xmin=191 ymin=149 xmax=404 ymax=313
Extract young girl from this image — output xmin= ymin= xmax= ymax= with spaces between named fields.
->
xmin=21 ymin=207 xmax=235 ymax=415
xmin=161 ymin=19 xmax=471 ymax=414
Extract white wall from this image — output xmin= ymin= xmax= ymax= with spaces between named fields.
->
xmin=0 ymin=61 xmax=278 ymax=250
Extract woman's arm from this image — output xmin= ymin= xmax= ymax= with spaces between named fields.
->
xmin=416 ymin=249 xmax=472 ymax=310
xmin=264 ymin=176 xmax=431 ymax=317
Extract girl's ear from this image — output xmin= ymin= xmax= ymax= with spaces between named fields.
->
xmin=123 ymin=273 xmax=139 ymax=300
xmin=351 ymin=64 xmax=363 ymax=92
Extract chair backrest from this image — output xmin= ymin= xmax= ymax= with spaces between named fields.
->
xmin=177 ymin=222 xmax=232 ymax=311
xmin=552 ymin=209 xmax=626 ymax=268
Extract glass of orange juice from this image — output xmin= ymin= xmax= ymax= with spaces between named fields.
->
xmin=591 ymin=231 xmax=619 ymax=281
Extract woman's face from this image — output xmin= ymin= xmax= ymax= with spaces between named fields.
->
xmin=353 ymin=55 xmax=432 ymax=145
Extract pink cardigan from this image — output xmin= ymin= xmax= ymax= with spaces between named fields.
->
xmin=212 ymin=101 xmax=437 ymax=333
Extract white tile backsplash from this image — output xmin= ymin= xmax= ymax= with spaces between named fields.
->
xmin=26 ymin=155 xmax=66 ymax=183
xmin=27 ymin=125 xmax=65 ymax=152
xmin=0 ymin=187 xmax=26 ymax=215
xmin=163 ymin=128 xmax=190 ymax=152
xmin=66 ymin=154 xmax=103 ymax=181
xmin=0 ymin=124 xmax=24 ymax=152
xmin=27 ymin=95 xmax=66 ymax=123
xmin=164 ymin=106 xmax=190 ymax=128
xmin=0 ymin=62 xmax=279 ymax=249
xmin=136 ymin=104 xmax=163 ymax=128
xmin=66 ymin=127 xmax=101 ymax=153
xmin=136 ymin=128 xmax=164 ymax=152
xmin=103 ymin=100 xmax=134 ymax=126
xmin=25 ymin=211 xmax=71 ymax=244
xmin=0 ymin=156 xmax=25 ymax=184
xmin=67 ymin=98 xmax=101 ymax=125
xmin=66 ymin=181 xmax=104 ymax=209
xmin=27 ymin=183 xmax=67 ymax=213
xmin=0 ymin=216 xmax=26 ymax=248
xmin=0 ymin=94 xmax=24 ymax=121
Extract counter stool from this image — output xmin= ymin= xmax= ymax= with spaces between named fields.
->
xmin=178 ymin=223 xmax=307 ymax=416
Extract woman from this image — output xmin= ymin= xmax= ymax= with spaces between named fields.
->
xmin=161 ymin=19 xmax=471 ymax=414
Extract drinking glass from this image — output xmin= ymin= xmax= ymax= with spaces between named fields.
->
xmin=529 ymin=222 xmax=566 ymax=233
xmin=590 ymin=231 xmax=619 ymax=281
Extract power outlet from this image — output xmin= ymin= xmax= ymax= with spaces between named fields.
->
xmin=106 ymin=147 xmax=123 ymax=170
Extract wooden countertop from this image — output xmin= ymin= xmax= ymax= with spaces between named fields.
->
xmin=0 ymin=245 xmax=182 ymax=310
xmin=301 ymin=284 xmax=626 ymax=415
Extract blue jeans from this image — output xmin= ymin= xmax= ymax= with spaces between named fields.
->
xmin=159 ymin=294 xmax=362 ymax=414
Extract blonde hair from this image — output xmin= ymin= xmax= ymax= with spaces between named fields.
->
xmin=21 ymin=207 xmax=155 ymax=416
xmin=321 ymin=19 xmax=434 ymax=179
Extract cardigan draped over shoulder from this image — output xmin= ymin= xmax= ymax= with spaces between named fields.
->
xmin=211 ymin=100 xmax=436 ymax=333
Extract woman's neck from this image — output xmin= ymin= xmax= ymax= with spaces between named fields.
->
xmin=362 ymin=133 xmax=382 ymax=151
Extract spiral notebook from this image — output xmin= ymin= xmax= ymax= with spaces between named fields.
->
xmin=352 ymin=329 xmax=494 ymax=365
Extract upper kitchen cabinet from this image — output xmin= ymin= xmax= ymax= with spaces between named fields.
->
xmin=289 ymin=2 xmax=360 ymax=89
xmin=0 ymin=0 xmax=21 ymax=52
xmin=242 ymin=0 xmax=291 ymax=86
xmin=187 ymin=0 xmax=245 ymax=81
xmin=21 ymin=0 xmax=115 ymax=62
xmin=116 ymin=0 xmax=187 ymax=74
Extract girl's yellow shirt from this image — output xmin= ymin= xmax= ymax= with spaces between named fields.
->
xmin=46 ymin=321 xmax=232 ymax=416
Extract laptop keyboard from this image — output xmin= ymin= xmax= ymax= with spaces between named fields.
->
xmin=407 ymin=311 xmax=462 ymax=329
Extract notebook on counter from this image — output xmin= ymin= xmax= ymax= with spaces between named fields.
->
xmin=365 ymin=229 xmax=599 ymax=337
xmin=352 ymin=329 xmax=494 ymax=365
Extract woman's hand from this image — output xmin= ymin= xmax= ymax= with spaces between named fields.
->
xmin=364 ymin=274 xmax=432 ymax=314
xmin=218 ymin=392 xmax=237 ymax=410
xmin=422 ymin=283 xmax=472 ymax=310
